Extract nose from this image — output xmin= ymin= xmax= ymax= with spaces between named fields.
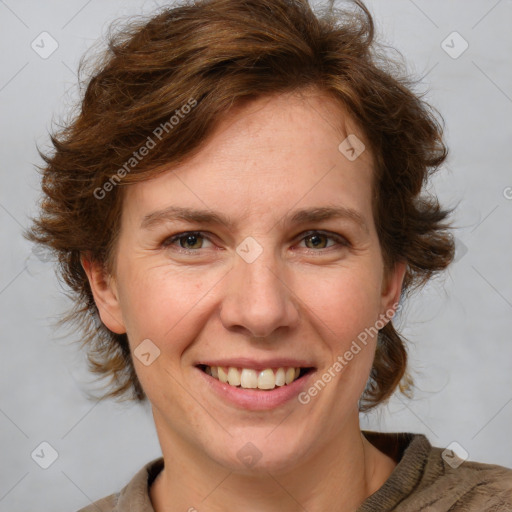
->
xmin=219 ymin=248 xmax=300 ymax=339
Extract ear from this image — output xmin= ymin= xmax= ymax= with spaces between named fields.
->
xmin=379 ymin=260 xmax=407 ymax=322
xmin=81 ymin=254 xmax=126 ymax=334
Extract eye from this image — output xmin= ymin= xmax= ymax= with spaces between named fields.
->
xmin=298 ymin=231 xmax=349 ymax=250
xmin=162 ymin=231 xmax=213 ymax=251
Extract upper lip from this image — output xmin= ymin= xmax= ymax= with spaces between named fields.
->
xmin=196 ymin=358 xmax=316 ymax=371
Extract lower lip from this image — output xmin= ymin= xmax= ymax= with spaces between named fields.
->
xmin=195 ymin=367 xmax=315 ymax=411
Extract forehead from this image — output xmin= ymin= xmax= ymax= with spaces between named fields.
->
xmin=199 ymin=90 xmax=371 ymax=168
xmin=123 ymin=90 xmax=374 ymax=228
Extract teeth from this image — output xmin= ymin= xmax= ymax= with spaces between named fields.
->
xmin=240 ymin=368 xmax=258 ymax=388
xmin=203 ymin=365 xmax=305 ymax=390
xmin=275 ymin=368 xmax=286 ymax=387
xmin=227 ymin=367 xmax=241 ymax=386
xmin=258 ymin=369 xmax=275 ymax=390
xmin=218 ymin=367 xmax=228 ymax=383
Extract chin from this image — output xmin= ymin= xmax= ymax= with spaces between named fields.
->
xmin=207 ymin=426 xmax=316 ymax=475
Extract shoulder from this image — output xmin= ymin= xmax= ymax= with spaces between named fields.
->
xmin=73 ymin=456 xmax=164 ymax=512
xmin=75 ymin=493 xmax=119 ymax=512
xmin=360 ymin=431 xmax=512 ymax=512
xmin=395 ymin=435 xmax=512 ymax=511
xmin=420 ymin=445 xmax=512 ymax=510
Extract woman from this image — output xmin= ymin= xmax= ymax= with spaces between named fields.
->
xmin=27 ymin=0 xmax=512 ymax=510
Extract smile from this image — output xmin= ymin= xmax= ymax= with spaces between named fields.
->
xmin=198 ymin=365 xmax=314 ymax=391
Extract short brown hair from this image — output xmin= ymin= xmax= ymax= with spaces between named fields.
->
xmin=26 ymin=0 xmax=454 ymax=410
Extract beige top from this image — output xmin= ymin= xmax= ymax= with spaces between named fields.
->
xmin=76 ymin=431 xmax=512 ymax=511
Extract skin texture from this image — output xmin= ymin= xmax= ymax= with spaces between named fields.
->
xmin=83 ymin=90 xmax=406 ymax=512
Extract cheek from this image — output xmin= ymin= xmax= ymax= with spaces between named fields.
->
xmin=116 ymin=263 xmax=222 ymax=349
xmin=297 ymin=266 xmax=383 ymax=345
xmin=115 ymin=265 xmax=220 ymax=401
xmin=291 ymin=269 xmax=383 ymax=413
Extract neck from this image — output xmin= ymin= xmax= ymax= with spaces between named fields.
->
xmin=150 ymin=413 xmax=396 ymax=512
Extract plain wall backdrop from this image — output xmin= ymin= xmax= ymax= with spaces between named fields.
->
xmin=1 ymin=0 xmax=511 ymax=510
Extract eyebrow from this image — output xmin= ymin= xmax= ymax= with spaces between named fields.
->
xmin=141 ymin=206 xmax=231 ymax=230
xmin=287 ymin=206 xmax=368 ymax=233
xmin=140 ymin=205 xmax=369 ymax=233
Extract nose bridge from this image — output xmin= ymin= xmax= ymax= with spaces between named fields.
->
xmin=220 ymin=241 xmax=298 ymax=338
xmin=239 ymin=247 xmax=282 ymax=300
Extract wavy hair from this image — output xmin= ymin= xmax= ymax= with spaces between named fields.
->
xmin=26 ymin=0 xmax=454 ymax=410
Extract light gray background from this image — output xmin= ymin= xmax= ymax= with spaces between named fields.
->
xmin=1 ymin=1 xmax=511 ymax=511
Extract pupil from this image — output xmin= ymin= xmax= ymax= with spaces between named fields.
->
xmin=183 ymin=234 xmax=201 ymax=249
xmin=308 ymin=234 xmax=325 ymax=248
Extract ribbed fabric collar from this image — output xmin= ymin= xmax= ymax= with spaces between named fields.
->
xmin=357 ymin=431 xmax=432 ymax=511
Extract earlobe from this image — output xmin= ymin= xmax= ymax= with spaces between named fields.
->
xmin=380 ymin=260 xmax=407 ymax=321
xmin=80 ymin=254 xmax=126 ymax=334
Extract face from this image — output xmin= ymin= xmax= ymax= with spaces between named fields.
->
xmin=86 ymin=90 xmax=405 ymax=474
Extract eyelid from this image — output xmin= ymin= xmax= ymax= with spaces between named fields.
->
xmin=295 ymin=230 xmax=351 ymax=249
xmin=162 ymin=231 xmax=214 ymax=252
xmin=162 ymin=229 xmax=350 ymax=253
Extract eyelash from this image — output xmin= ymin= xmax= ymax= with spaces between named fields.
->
xmin=161 ymin=230 xmax=350 ymax=254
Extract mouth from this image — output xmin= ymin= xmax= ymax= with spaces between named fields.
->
xmin=197 ymin=364 xmax=315 ymax=391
